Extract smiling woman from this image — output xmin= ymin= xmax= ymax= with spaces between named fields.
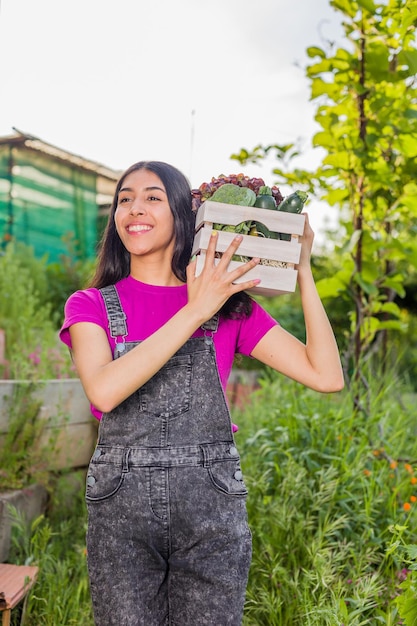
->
xmin=114 ymin=170 xmax=178 ymax=282
xmin=59 ymin=159 xmax=343 ymax=626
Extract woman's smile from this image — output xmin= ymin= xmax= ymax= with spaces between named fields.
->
xmin=126 ymin=223 xmax=153 ymax=234
xmin=115 ymin=169 xmax=175 ymax=258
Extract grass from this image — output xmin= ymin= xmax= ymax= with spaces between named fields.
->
xmin=8 ymin=471 xmax=94 ymax=626
xmin=235 ymin=373 xmax=417 ymax=625
xmin=7 ymin=370 xmax=417 ymax=625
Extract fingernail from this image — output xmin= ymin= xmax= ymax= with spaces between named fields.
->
xmin=211 ymin=230 xmax=218 ymax=237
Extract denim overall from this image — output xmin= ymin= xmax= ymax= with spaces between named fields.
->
xmin=85 ymin=285 xmax=252 ymax=626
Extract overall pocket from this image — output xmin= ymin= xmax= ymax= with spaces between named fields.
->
xmin=139 ymin=353 xmax=192 ymax=418
xmin=85 ymin=454 xmax=127 ymax=502
xmin=208 ymin=459 xmax=248 ymax=497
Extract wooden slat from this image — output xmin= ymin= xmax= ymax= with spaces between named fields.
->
xmin=0 ymin=564 xmax=38 ymax=610
xmin=195 ymin=255 xmax=298 ymax=297
xmin=195 ymin=200 xmax=306 ymax=235
xmin=192 ymin=227 xmax=302 ymax=264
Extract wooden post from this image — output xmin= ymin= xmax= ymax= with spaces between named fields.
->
xmin=0 ymin=330 xmax=9 ymax=379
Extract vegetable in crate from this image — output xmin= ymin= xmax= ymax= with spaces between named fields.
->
xmin=278 ymin=190 xmax=308 ymax=214
xmin=210 ymin=183 xmax=255 ymax=243
xmin=253 ymin=186 xmax=278 ymax=239
xmin=191 ymin=174 xmax=283 ymax=211
xmin=209 ymin=183 xmax=257 ymax=207
xmin=278 ymin=191 xmax=308 ymax=241
xmin=253 ymin=186 xmax=276 ymax=210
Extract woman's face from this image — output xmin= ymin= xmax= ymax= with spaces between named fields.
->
xmin=114 ymin=168 xmax=175 ymax=261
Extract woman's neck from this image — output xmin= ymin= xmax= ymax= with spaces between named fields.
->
xmin=129 ymin=258 xmax=184 ymax=287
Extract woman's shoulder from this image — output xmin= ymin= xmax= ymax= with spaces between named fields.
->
xmin=64 ymin=287 xmax=103 ymax=312
xmin=60 ymin=287 xmax=107 ymax=348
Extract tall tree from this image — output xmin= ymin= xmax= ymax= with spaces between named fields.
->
xmin=233 ymin=0 xmax=417 ymax=410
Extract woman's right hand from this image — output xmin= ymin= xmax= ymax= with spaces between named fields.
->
xmin=186 ymin=230 xmax=261 ymax=323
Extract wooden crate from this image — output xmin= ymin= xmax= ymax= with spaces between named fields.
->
xmin=192 ymin=200 xmax=305 ymax=297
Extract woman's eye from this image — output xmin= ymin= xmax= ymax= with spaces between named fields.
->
xmin=119 ymin=197 xmax=131 ymax=204
xmin=148 ymin=195 xmax=160 ymax=201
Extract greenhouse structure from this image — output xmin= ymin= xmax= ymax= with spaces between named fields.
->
xmin=0 ymin=129 xmax=121 ymax=262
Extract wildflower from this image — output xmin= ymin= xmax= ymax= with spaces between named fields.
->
xmin=363 ymin=469 xmax=371 ymax=477
xmin=411 ymin=496 xmax=417 ymax=503
xmin=404 ymin=463 xmax=413 ymax=474
xmin=390 ymin=461 xmax=398 ymax=469
xmin=403 ymin=502 xmax=412 ymax=512
xmin=373 ymin=449 xmax=381 ymax=457
xmin=397 ymin=568 xmax=409 ymax=582
xmin=411 ymin=477 xmax=417 ymax=485
xmin=28 ymin=351 xmax=41 ymax=365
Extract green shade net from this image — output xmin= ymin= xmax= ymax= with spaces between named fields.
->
xmin=0 ymin=145 xmax=98 ymax=262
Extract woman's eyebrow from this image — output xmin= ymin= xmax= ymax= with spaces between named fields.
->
xmin=118 ymin=186 xmax=166 ymax=194
xmin=145 ymin=186 xmax=166 ymax=193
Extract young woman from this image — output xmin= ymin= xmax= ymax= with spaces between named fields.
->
xmin=60 ymin=161 xmax=344 ymax=626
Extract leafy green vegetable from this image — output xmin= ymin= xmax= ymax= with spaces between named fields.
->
xmin=209 ymin=183 xmax=257 ymax=207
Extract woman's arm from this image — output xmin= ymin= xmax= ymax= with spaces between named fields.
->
xmin=251 ymin=214 xmax=344 ymax=393
xmin=70 ymin=231 xmax=261 ymax=413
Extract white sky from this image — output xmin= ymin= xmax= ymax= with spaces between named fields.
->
xmin=0 ymin=0 xmax=343 ymax=238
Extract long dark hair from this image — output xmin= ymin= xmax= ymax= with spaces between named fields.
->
xmin=89 ymin=160 xmax=252 ymax=318
xmin=90 ymin=161 xmax=194 ymax=287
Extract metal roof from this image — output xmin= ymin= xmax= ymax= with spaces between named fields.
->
xmin=0 ymin=128 xmax=121 ymax=181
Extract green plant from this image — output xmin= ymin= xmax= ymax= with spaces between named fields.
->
xmin=8 ymin=471 xmax=94 ymax=626
xmin=231 ymin=369 xmax=417 ymax=624
xmin=45 ymin=233 xmax=96 ymax=328
xmin=0 ymin=382 xmax=53 ymax=490
xmin=0 ymin=241 xmax=77 ymax=379
xmin=232 ymin=0 xmax=417 ymax=406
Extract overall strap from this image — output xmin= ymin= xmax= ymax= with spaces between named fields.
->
xmin=201 ymin=314 xmax=219 ymax=344
xmin=99 ymin=285 xmax=128 ymax=354
xmin=99 ymin=284 xmax=219 ymax=350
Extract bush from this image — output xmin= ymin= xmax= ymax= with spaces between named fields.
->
xmin=44 ymin=234 xmax=96 ymax=328
xmin=233 ymin=372 xmax=417 ymax=625
xmin=0 ymin=242 xmax=78 ymax=379
xmin=9 ymin=471 xmax=94 ymax=626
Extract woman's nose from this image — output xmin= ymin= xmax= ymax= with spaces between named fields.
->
xmin=129 ymin=201 xmax=146 ymax=216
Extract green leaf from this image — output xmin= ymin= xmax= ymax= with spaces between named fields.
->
xmin=323 ymin=152 xmax=352 ymax=169
xmin=397 ymin=49 xmax=417 ymax=75
xmin=405 ymin=545 xmax=417 ymax=561
xmin=378 ymin=319 xmax=406 ymax=332
xmin=331 ymin=0 xmax=357 ymax=17
xmin=312 ymin=131 xmax=335 ymax=149
xmin=396 ymin=578 xmax=417 ymax=624
xmin=379 ymin=302 xmax=401 ymax=317
xmin=396 ymin=134 xmax=417 ymax=158
xmin=354 ymin=274 xmax=379 ymax=296
xmin=306 ymin=46 xmax=326 ymax=59
xmin=356 ymin=0 xmax=376 ymax=13
xmin=405 ymin=108 xmax=417 ymax=120
xmin=381 ymin=276 xmax=406 ymax=299
xmin=316 ymin=274 xmax=349 ymax=299
xmin=324 ymin=187 xmax=350 ymax=206
xmin=346 ymin=229 xmax=362 ymax=254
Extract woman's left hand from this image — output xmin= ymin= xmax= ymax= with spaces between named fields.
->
xmin=296 ymin=212 xmax=314 ymax=271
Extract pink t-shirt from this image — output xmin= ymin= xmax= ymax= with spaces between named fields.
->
xmin=59 ymin=275 xmax=277 ymax=420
